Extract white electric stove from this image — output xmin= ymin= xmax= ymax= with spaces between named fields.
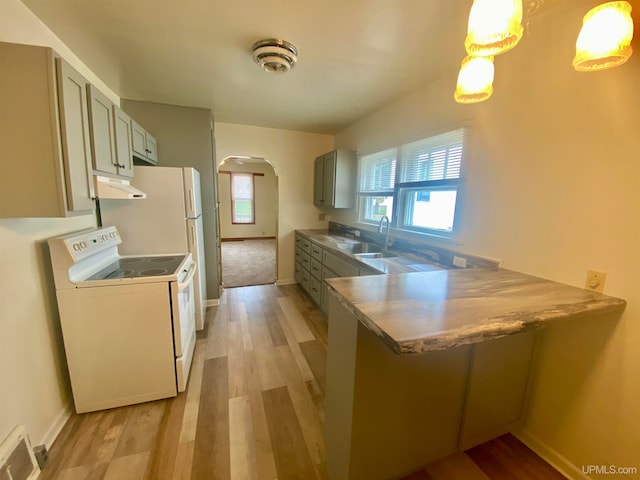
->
xmin=48 ymin=226 xmax=197 ymax=413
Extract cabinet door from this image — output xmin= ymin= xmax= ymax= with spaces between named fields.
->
xmin=145 ymin=133 xmax=158 ymax=164
xmin=113 ymin=106 xmax=134 ymax=178
xmin=87 ymin=84 xmax=117 ymax=175
xmin=313 ymin=156 xmax=324 ymax=206
xmin=56 ymin=58 xmax=95 ymax=212
xmin=131 ymin=119 xmax=147 ymax=157
xmin=322 ymin=152 xmax=336 ymax=207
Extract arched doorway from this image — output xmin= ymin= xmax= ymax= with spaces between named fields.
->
xmin=217 ymin=156 xmax=278 ymax=288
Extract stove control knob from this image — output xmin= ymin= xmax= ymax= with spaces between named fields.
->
xmin=72 ymin=241 xmax=87 ymax=251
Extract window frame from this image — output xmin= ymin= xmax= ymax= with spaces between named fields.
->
xmin=356 ymin=128 xmax=468 ymax=240
xmin=230 ymin=172 xmax=255 ymax=225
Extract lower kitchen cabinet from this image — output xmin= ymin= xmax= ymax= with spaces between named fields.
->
xmin=295 ymin=232 xmax=375 ymax=314
xmin=0 ymin=41 xmax=95 ymax=217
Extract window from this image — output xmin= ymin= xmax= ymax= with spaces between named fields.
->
xmin=231 ymin=173 xmax=254 ymax=224
xmin=357 ymin=128 xmax=466 ymax=237
xmin=357 ymin=148 xmax=396 ymax=223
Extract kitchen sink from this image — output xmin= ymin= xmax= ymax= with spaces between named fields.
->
xmin=336 ymin=242 xmax=383 ymax=254
xmin=336 ymin=242 xmax=397 ymax=259
xmin=353 ymin=251 xmax=398 ymax=259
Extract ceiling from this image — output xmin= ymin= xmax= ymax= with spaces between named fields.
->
xmin=21 ymin=0 xmax=560 ymax=134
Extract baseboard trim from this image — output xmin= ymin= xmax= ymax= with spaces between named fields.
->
xmin=514 ymin=428 xmax=588 ymax=480
xmin=41 ymin=403 xmax=72 ymax=449
xmin=205 ymin=298 xmax=220 ymax=307
xmin=275 ymin=278 xmax=296 ymax=286
xmin=221 ymin=236 xmax=276 ymax=242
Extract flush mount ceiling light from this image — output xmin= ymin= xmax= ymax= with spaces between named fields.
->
xmin=252 ymin=38 xmax=298 ymax=74
xmin=573 ymin=1 xmax=634 ymax=71
xmin=454 ymin=55 xmax=495 ymax=104
xmin=465 ymin=0 xmax=524 ymax=56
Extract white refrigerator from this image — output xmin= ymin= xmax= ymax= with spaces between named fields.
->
xmin=101 ymin=166 xmax=207 ymax=330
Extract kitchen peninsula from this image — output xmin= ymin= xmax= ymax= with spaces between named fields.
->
xmin=323 ymin=268 xmax=626 ymax=480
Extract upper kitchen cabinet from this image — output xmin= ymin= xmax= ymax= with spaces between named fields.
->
xmin=131 ymin=119 xmax=158 ymax=165
xmin=112 ymin=106 xmax=134 ymax=178
xmin=87 ymin=84 xmax=117 ymax=176
xmin=0 ymin=41 xmax=95 ymax=218
xmin=313 ymin=149 xmax=356 ymax=208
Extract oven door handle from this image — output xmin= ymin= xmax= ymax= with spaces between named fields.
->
xmin=178 ymin=262 xmax=197 ymax=291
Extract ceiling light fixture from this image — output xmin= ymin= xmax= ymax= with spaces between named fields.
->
xmin=252 ymin=38 xmax=298 ymax=74
xmin=573 ymin=1 xmax=634 ymax=71
xmin=465 ymin=0 xmax=524 ymax=56
xmin=454 ymin=55 xmax=495 ymax=104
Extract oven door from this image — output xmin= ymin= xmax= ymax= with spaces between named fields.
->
xmin=170 ymin=261 xmax=197 ymax=392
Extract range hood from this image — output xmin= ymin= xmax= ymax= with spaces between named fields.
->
xmin=94 ymin=175 xmax=147 ymax=199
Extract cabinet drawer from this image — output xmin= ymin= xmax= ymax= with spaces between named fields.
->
xmin=323 ymin=250 xmax=359 ymax=277
xmin=295 ymin=261 xmax=303 ymax=284
xmin=310 ymin=241 xmax=323 ymax=261
xmin=300 ymin=266 xmax=311 ymax=292
xmin=310 ymin=258 xmax=322 ymax=280
xmin=295 ymin=246 xmax=304 ymax=264
xmin=300 ymin=252 xmax=311 ymax=270
xmin=309 ymin=276 xmax=322 ymax=305
xmin=295 ymin=234 xmax=311 ymax=254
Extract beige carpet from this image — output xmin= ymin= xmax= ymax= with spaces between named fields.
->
xmin=221 ymin=239 xmax=276 ymax=288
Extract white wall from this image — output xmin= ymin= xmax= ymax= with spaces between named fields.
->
xmin=0 ymin=0 xmax=118 ymax=447
xmin=214 ymin=123 xmax=333 ymax=282
xmin=218 ymin=162 xmax=277 ymax=239
xmin=335 ymin=0 xmax=640 ymax=475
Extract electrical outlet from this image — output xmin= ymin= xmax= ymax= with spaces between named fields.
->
xmin=585 ymin=270 xmax=606 ymax=293
xmin=318 ymin=213 xmax=326 ymax=221
xmin=452 ymin=255 xmax=467 ymax=268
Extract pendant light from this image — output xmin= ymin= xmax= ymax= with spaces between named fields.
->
xmin=465 ymin=0 xmax=524 ymax=56
xmin=573 ymin=1 xmax=634 ymax=71
xmin=454 ymin=56 xmax=495 ymax=104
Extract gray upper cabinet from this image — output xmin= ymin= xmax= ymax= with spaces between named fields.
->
xmin=131 ymin=119 xmax=158 ymax=165
xmin=0 ymin=41 xmax=95 ymax=217
xmin=87 ymin=84 xmax=118 ymax=176
xmin=112 ymin=106 xmax=134 ymax=178
xmin=313 ymin=149 xmax=356 ymax=208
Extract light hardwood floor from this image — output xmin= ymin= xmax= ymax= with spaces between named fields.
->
xmin=39 ymin=284 xmax=565 ymax=480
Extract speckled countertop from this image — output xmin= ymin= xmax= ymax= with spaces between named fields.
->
xmin=296 ymin=229 xmax=446 ymax=274
xmin=325 ymin=269 xmax=626 ymax=355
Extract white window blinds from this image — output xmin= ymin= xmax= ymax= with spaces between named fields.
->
xmin=358 ymin=148 xmax=397 ymax=193
xmin=399 ymin=129 xmax=464 ymax=183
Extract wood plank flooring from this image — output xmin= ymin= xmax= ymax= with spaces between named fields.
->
xmin=39 ymin=283 xmax=565 ymax=480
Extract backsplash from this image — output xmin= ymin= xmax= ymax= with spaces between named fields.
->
xmin=328 ymin=221 xmax=501 ymax=270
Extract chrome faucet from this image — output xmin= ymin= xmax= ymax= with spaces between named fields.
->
xmin=377 ymin=215 xmax=391 ymax=249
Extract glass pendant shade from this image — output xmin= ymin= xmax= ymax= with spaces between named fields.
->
xmin=454 ymin=56 xmax=495 ymax=104
xmin=465 ymin=0 xmax=524 ymax=56
xmin=573 ymin=1 xmax=634 ymax=71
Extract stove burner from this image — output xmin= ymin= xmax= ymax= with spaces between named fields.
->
xmin=120 ymin=257 xmax=144 ymax=264
xmin=106 ymin=269 xmax=135 ymax=279
xmin=140 ymin=269 xmax=169 ymax=276
xmin=150 ymin=256 xmax=178 ymax=263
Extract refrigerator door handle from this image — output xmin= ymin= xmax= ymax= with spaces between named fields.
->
xmin=189 ymin=223 xmax=196 ymax=249
xmin=188 ymin=189 xmax=194 ymax=215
